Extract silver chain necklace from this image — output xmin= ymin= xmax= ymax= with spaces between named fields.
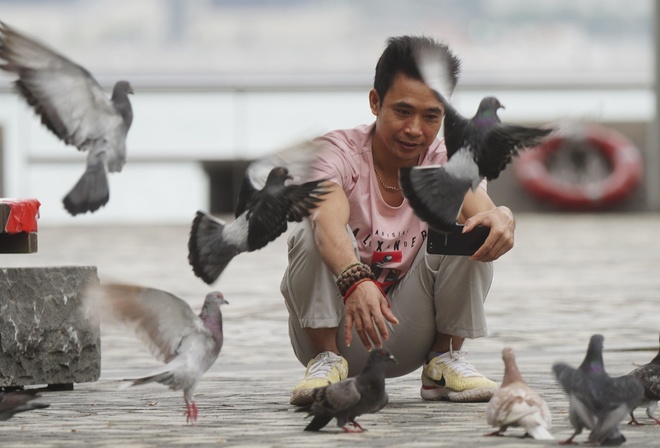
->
xmin=374 ymin=166 xmax=401 ymax=192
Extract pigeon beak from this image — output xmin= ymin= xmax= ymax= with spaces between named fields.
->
xmin=499 ymin=103 xmax=505 ymax=110
xmin=389 ymin=354 xmax=398 ymax=364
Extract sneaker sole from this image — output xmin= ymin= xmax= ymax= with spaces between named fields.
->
xmin=420 ymin=386 xmax=497 ymax=402
xmin=290 ymin=389 xmax=315 ymax=406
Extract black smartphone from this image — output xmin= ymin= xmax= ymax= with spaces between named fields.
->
xmin=426 ymin=224 xmax=490 ymax=256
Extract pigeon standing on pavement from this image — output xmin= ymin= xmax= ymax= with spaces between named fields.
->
xmin=87 ymin=283 xmax=227 ymax=424
xmin=485 ymin=347 xmax=554 ymax=440
xmin=188 ymin=141 xmax=329 ymax=284
xmin=298 ymin=348 xmax=397 ymax=433
xmin=0 ymin=390 xmax=50 ymax=421
xmin=399 ymin=49 xmax=552 ymax=232
xmin=552 ymin=334 xmax=644 ymax=445
xmin=627 ymin=333 xmax=660 ymax=425
xmin=0 ymin=21 xmax=133 ymax=216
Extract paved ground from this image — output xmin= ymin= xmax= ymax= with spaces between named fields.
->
xmin=1 ymin=212 xmax=659 ymax=447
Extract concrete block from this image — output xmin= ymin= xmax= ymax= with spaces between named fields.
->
xmin=0 ymin=266 xmax=100 ymax=387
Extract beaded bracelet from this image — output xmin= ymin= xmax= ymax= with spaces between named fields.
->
xmin=336 ymin=263 xmax=375 ymax=297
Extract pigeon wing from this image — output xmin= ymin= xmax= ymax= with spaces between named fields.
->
xmin=310 ymin=378 xmax=362 ymax=416
xmin=476 ymin=124 xmax=552 ymax=180
xmin=89 ymin=283 xmax=207 ymax=363
xmin=246 ymin=181 xmax=328 ymax=250
xmin=0 ymin=22 xmax=121 ymax=150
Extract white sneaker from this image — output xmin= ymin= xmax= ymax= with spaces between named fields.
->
xmin=290 ymin=351 xmax=349 ymax=406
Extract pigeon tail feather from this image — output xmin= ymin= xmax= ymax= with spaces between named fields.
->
xmin=525 ymin=424 xmax=555 ymax=440
xmin=188 ymin=211 xmax=231 ymax=284
xmin=399 ymin=165 xmax=471 ymax=233
xmin=62 ymin=163 xmax=109 ymax=216
xmin=304 ymin=414 xmax=334 ymax=432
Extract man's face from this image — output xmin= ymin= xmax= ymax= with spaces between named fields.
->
xmin=369 ymin=73 xmax=445 ymax=166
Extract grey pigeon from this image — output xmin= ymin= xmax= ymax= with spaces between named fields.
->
xmin=627 ymin=333 xmax=660 ymax=425
xmin=298 ymin=348 xmax=397 ymax=432
xmin=399 ymin=49 xmax=552 ymax=232
xmin=0 ymin=390 xmax=49 ymax=421
xmin=0 ymin=22 xmax=133 ymax=216
xmin=188 ymin=144 xmax=329 ymax=284
xmin=553 ymin=334 xmax=644 ymax=445
xmin=87 ymin=283 xmax=227 ymax=424
xmin=485 ymin=347 xmax=554 ymax=440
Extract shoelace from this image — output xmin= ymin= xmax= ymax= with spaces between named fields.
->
xmin=306 ymin=355 xmax=341 ymax=379
xmin=442 ymin=350 xmax=483 ymax=378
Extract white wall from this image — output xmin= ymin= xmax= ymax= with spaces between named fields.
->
xmin=0 ymin=86 xmax=653 ymax=224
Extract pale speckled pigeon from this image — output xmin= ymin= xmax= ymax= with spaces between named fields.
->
xmin=627 ymin=333 xmax=660 ymax=425
xmin=87 ymin=283 xmax=227 ymax=424
xmin=0 ymin=390 xmax=49 ymax=421
xmin=298 ymin=348 xmax=397 ymax=433
xmin=188 ymin=141 xmax=329 ymax=284
xmin=0 ymin=22 xmax=133 ymax=216
xmin=553 ymin=334 xmax=644 ymax=445
xmin=399 ymin=48 xmax=552 ymax=233
xmin=485 ymin=347 xmax=554 ymax=440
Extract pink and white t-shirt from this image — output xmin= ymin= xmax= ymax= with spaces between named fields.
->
xmin=310 ymin=122 xmax=485 ymax=289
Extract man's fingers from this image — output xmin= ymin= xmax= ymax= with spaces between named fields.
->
xmin=353 ymin=314 xmax=372 ymax=351
xmin=360 ymin=310 xmax=382 ymax=349
xmin=344 ymin=314 xmax=354 ymax=347
xmin=381 ymin=303 xmax=399 ymax=325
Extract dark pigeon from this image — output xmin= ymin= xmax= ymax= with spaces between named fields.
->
xmin=627 ymin=333 xmax=660 ymax=425
xmin=553 ymin=334 xmax=644 ymax=446
xmin=298 ymin=348 xmax=397 ymax=433
xmin=399 ymin=49 xmax=552 ymax=232
xmin=87 ymin=283 xmax=227 ymax=424
xmin=485 ymin=347 xmax=554 ymax=440
xmin=0 ymin=390 xmax=49 ymax=421
xmin=0 ymin=21 xmax=133 ymax=216
xmin=188 ymin=149 xmax=329 ymax=284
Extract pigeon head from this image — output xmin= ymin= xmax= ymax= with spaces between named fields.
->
xmin=113 ymin=80 xmax=134 ymax=97
xmin=479 ymin=96 xmax=504 ymax=111
xmin=501 ymin=347 xmax=524 ymax=386
xmin=265 ymin=166 xmax=292 ymax=186
xmin=368 ymin=348 xmax=398 ymax=366
xmin=580 ymin=334 xmax=606 ymax=375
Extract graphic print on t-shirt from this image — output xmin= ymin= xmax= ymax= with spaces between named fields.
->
xmin=370 ymin=250 xmax=402 ymax=286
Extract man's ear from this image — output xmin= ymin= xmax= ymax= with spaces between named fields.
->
xmin=368 ymin=89 xmax=380 ymax=115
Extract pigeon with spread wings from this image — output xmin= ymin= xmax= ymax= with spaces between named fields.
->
xmin=399 ymin=48 xmax=551 ymax=232
xmin=0 ymin=21 xmax=133 ymax=216
xmin=87 ymin=283 xmax=227 ymax=424
xmin=188 ymin=140 xmax=329 ymax=284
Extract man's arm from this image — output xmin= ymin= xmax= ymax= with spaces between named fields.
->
xmin=458 ymin=187 xmax=515 ymax=262
xmin=310 ymin=182 xmax=399 ymax=350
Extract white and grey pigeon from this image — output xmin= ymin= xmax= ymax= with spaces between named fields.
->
xmin=553 ymin=334 xmax=644 ymax=446
xmin=627 ymin=333 xmax=660 ymax=425
xmin=0 ymin=390 xmax=50 ymax=421
xmin=87 ymin=283 xmax=227 ymax=424
xmin=399 ymin=48 xmax=552 ymax=233
xmin=298 ymin=348 xmax=397 ymax=433
xmin=188 ymin=141 xmax=329 ymax=284
xmin=0 ymin=21 xmax=133 ymax=216
xmin=485 ymin=347 xmax=554 ymax=440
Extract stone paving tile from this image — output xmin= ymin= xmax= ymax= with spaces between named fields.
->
xmin=0 ymin=213 xmax=659 ymax=447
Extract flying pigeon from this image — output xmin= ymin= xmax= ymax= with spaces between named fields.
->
xmin=485 ymin=347 xmax=554 ymax=440
xmin=298 ymin=348 xmax=397 ymax=433
xmin=552 ymin=334 xmax=644 ymax=446
xmin=188 ymin=141 xmax=329 ymax=284
xmin=0 ymin=21 xmax=133 ymax=216
xmin=0 ymin=390 xmax=50 ymax=421
xmin=87 ymin=283 xmax=227 ymax=424
xmin=399 ymin=49 xmax=552 ymax=232
xmin=627 ymin=333 xmax=660 ymax=425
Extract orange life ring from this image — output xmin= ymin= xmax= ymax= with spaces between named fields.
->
xmin=513 ymin=126 xmax=643 ymax=210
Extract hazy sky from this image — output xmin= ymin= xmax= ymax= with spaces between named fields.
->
xmin=0 ymin=0 xmax=653 ymax=85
